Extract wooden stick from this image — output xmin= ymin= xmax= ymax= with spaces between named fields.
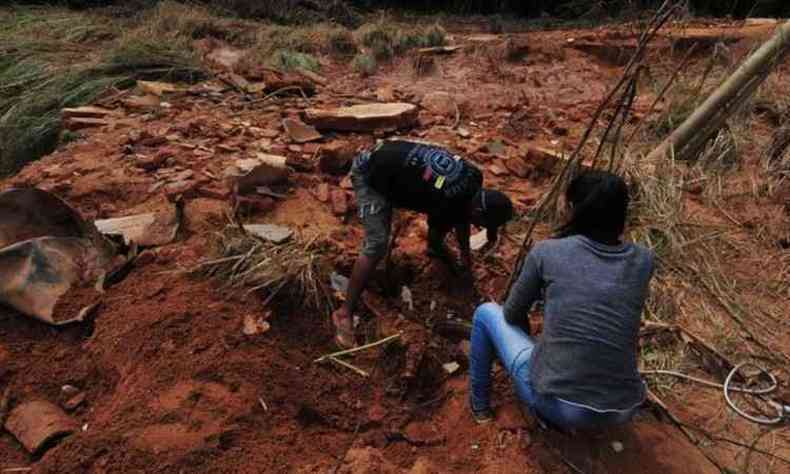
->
xmin=647 ymin=20 xmax=790 ymax=162
xmin=314 ymin=333 xmax=402 ymax=363
xmin=329 ymin=357 xmax=369 ymax=377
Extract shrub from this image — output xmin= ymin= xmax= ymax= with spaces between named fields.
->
xmin=352 ymin=53 xmax=377 ymax=77
xmin=328 ymin=29 xmax=358 ymax=57
xmin=268 ymin=49 xmax=321 ymax=73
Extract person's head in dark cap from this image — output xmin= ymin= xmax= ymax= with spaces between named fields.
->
xmin=469 ymin=189 xmax=514 ymax=242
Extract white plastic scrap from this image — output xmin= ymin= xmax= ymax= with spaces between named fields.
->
xmin=330 ymin=272 xmax=350 ymax=294
xmin=401 ymin=286 xmax=414 ymax=311
xmin=443 ymin=362 xmax=461 ymax=375
xmin=470 ymin=230 xmax=488 ymax=251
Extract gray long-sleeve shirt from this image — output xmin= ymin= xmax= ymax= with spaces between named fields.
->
xmin=505 ymin=235 xmax=654 ymax=411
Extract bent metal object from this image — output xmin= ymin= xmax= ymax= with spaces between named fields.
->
xmin=0 ymin=188 xmax=117 ymax=325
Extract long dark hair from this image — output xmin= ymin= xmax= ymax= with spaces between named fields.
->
xmin=555 ymin=171 xmax=629 ymax=244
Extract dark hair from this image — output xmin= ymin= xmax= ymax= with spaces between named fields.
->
xmin=555 ymin=171 xmax=629 ymax=242
xmin=480 ymin=189 xmax=513 ymax=231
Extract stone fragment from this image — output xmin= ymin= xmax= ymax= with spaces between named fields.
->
xmin=421 ymin=92 xmax=459 ymax=118
xmin=283 ymin=118 xmax=322 ymax=143
xmin=303 ymin=103 xmax=418 ymax=132
xmin=225 ymin=154 xmax=290 ymax=194
xmin=164 ymin=180 xmax=199 ymax=200
xmin=138 ymin=80 xmax=181 ymax=97
xmin=61 ymin=106 xmax=115 ymax=120
xmin=64 ymin=117 xmax=108 ymax=131
xmin=5 ymin=401 xmax=78 ymax=454
xmin=122 ymin=95 xmax=161 ymax=110
xmin=243 ymin=224 xmax=293 ymax=244
xmin=135 ymin=147 xmax=175 ymax=171
xmin=489 ymin=164 xmax=508 ymax=177
xmin=95 ymin=204 xmax=181 ymax=247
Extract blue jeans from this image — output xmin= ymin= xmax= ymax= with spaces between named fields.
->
xmin=469 ymin=303 xmax=638 ymax=431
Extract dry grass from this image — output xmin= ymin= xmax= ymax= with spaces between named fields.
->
xmin=193 ymin=225 xmax=333 ymax=312
xmin=622 ymin=54 xmax=790 ymax=375
xmin=357 ymin=21 xmax=447 ymax=61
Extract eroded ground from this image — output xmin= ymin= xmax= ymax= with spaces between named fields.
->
xmin=1 ymin=16 xmax=788 ymax=474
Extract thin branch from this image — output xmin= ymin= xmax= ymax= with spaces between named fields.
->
xmin=329 ymin=356 xmax=369 ymax=377
xmin=314 ymin=333 xmax=402 ymax=363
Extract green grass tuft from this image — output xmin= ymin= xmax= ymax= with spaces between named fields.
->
xmin=352 ymin=53 xmax=377 ymax=77
xmin=268 ymin=49 xmax=321 ymax=73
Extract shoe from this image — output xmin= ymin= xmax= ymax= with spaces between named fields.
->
xmin=471 ymin=406 xmax=495 ymax=425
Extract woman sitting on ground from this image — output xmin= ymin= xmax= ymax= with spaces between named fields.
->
xmin=468 ymin=170 xmax=654 ymax=430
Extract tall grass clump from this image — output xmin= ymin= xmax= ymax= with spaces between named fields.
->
xmin=358 ymin=22 xmax=447 ymax=61
xmin=0 ymin=6 xmax=208 ymax=176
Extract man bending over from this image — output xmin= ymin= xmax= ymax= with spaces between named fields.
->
xmin=332 ymin=140 xmax=513 ymax=348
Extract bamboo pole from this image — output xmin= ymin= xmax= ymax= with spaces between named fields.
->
xmin=646 ymin=20 xmax=790 ymax=162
